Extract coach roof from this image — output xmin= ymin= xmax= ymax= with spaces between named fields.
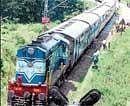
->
xmin=91 ymin=5 xmax=110 ymax=16
xmin=71 ymin=12 xmax=99 ymax=25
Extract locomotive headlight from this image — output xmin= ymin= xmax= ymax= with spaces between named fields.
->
xmin=33 ymin=88 xmax=41 ymax=93
xmin=14 ymin=87 xmax=22 ymax=91
xmin=38 ymin=93 xmax=45 ymax=101
xmin=28 ymin=47 xmax=34 ymax=55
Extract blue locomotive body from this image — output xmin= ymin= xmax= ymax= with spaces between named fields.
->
xmin=16 ymin=35 xmax=69 ymax=85
xmin=16 ymin=46 xmax=46 ymax=84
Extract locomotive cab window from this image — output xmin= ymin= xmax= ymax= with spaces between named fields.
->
xmin=49 ymin=44 xmax=69 ymax=71
xmin=16 ymin=47 xmax=47 ymax=84
xmin=58 ymin=44 xmax=69 ymax=65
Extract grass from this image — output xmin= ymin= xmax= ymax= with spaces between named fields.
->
xmin=122 ymin=0 xmax=130 ymax=4
xmin=67 ymin=28 xmax=130 ymax=106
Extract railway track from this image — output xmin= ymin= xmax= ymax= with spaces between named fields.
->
xmin=59 ymin=14 xmax=117 ymax=101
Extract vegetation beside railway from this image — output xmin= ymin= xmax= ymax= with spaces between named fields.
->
xmin=68 ymin=28 xmax=130 ymax=106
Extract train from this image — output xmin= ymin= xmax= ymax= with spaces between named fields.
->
xmin=8 ymin=0 xmax=116 ymax=105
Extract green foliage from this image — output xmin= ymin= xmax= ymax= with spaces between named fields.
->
xmin=1 ymin=0 xmax=37 ymax=22
xmin=15 ymin=36 xmax=26 ymax=46
xmin=1 ymin=0 xmax=86 ymax=23
xmin=0 ymin=59 xmax=4 ymax=76
xmin=121 ymin=0 xmax=130 ymax=5
xmin=122 ymin=0 xmax=130 ymax=3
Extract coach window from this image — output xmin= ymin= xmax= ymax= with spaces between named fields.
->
xmin=106 ymin=12 xmax=109 ymax=20
xmin=82 ymin=33 xmax=85 ymax=50
xmin=94 ymin=23 xmax=96 ymax=31
xmin=101 ymin=16 xmax=104 ymax=23
xmin=83 ymin=32 xmax=87 ymax=48
xmin=102 ymin=15 xmax=105 ymax=22
xmin=95 ymin=22 xmax=98 ymax=32
xmin=79 ymin=33 xmax=85 ymax=54
xmin=103 ymin=15 xmax=105 ymax=21
xmin=92 ymin=24 xmax=96 ymax=33
xmin=84 ymin=31 xmax=88 ymax=44
xmin=85 ymin=30 xmax=89 ymax=44
xmin=78 ymin=37 xmax=81 ymax=54
xmin=91 ymin=25 xmax=94 ymax=32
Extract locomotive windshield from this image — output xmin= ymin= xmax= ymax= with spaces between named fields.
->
xmin=16 ymin=46 xmax=46 ymax=84
xmin=16 ymin=59 xmax=46 ymax=84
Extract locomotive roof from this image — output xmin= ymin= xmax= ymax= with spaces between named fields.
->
xmin=53 ymin=20 xmax=89 ymax=39
xmin=43 ymin=19 xmax=71 ymax=34
xmin=36 ymin=35 xmax=61 ymax=51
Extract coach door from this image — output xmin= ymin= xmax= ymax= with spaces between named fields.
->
xmin=94 ymin=21 xmax=100 ymax=37
xmin=74 ymin=39 xmax=79 ymax=62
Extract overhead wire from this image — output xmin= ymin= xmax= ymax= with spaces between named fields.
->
xmin=48 ymin=0 xmax=68 ymax=13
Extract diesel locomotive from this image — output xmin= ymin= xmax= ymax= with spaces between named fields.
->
xmin=8 ymin=0 xmax=116 ymax=105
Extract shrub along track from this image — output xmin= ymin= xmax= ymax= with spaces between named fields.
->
xmin=59 ymin=14 xmax=117 ymax=101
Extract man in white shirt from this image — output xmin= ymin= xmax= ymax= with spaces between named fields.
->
xmin=102 ymin=40 xmax=107 ymax=49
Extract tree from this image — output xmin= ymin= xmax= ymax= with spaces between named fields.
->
xmin=1 ymin=0 xmax=84 ymax=23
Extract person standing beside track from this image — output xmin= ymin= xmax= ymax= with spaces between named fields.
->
xmin=92 ymin=50 xmax=100 ymax=69
xmin=102 ymin=39 xmax=107 ymax=50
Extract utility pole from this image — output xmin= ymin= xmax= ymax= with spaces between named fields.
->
xmin=42 ymin=0 xmax=50 ymax=32
xmin=44 ymin=0 xmax=48 ymax=18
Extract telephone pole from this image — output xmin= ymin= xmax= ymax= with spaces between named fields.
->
xmin=44 ymin=0 xmax=48 ymax=19
xmin=42 ymin=0 xmax=50 ymax=31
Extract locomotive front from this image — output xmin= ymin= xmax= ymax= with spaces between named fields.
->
xmin=8 ymin=45 xmax=49 ymax=105
xmin=7 ymin=33 xmax=70 ymax=105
